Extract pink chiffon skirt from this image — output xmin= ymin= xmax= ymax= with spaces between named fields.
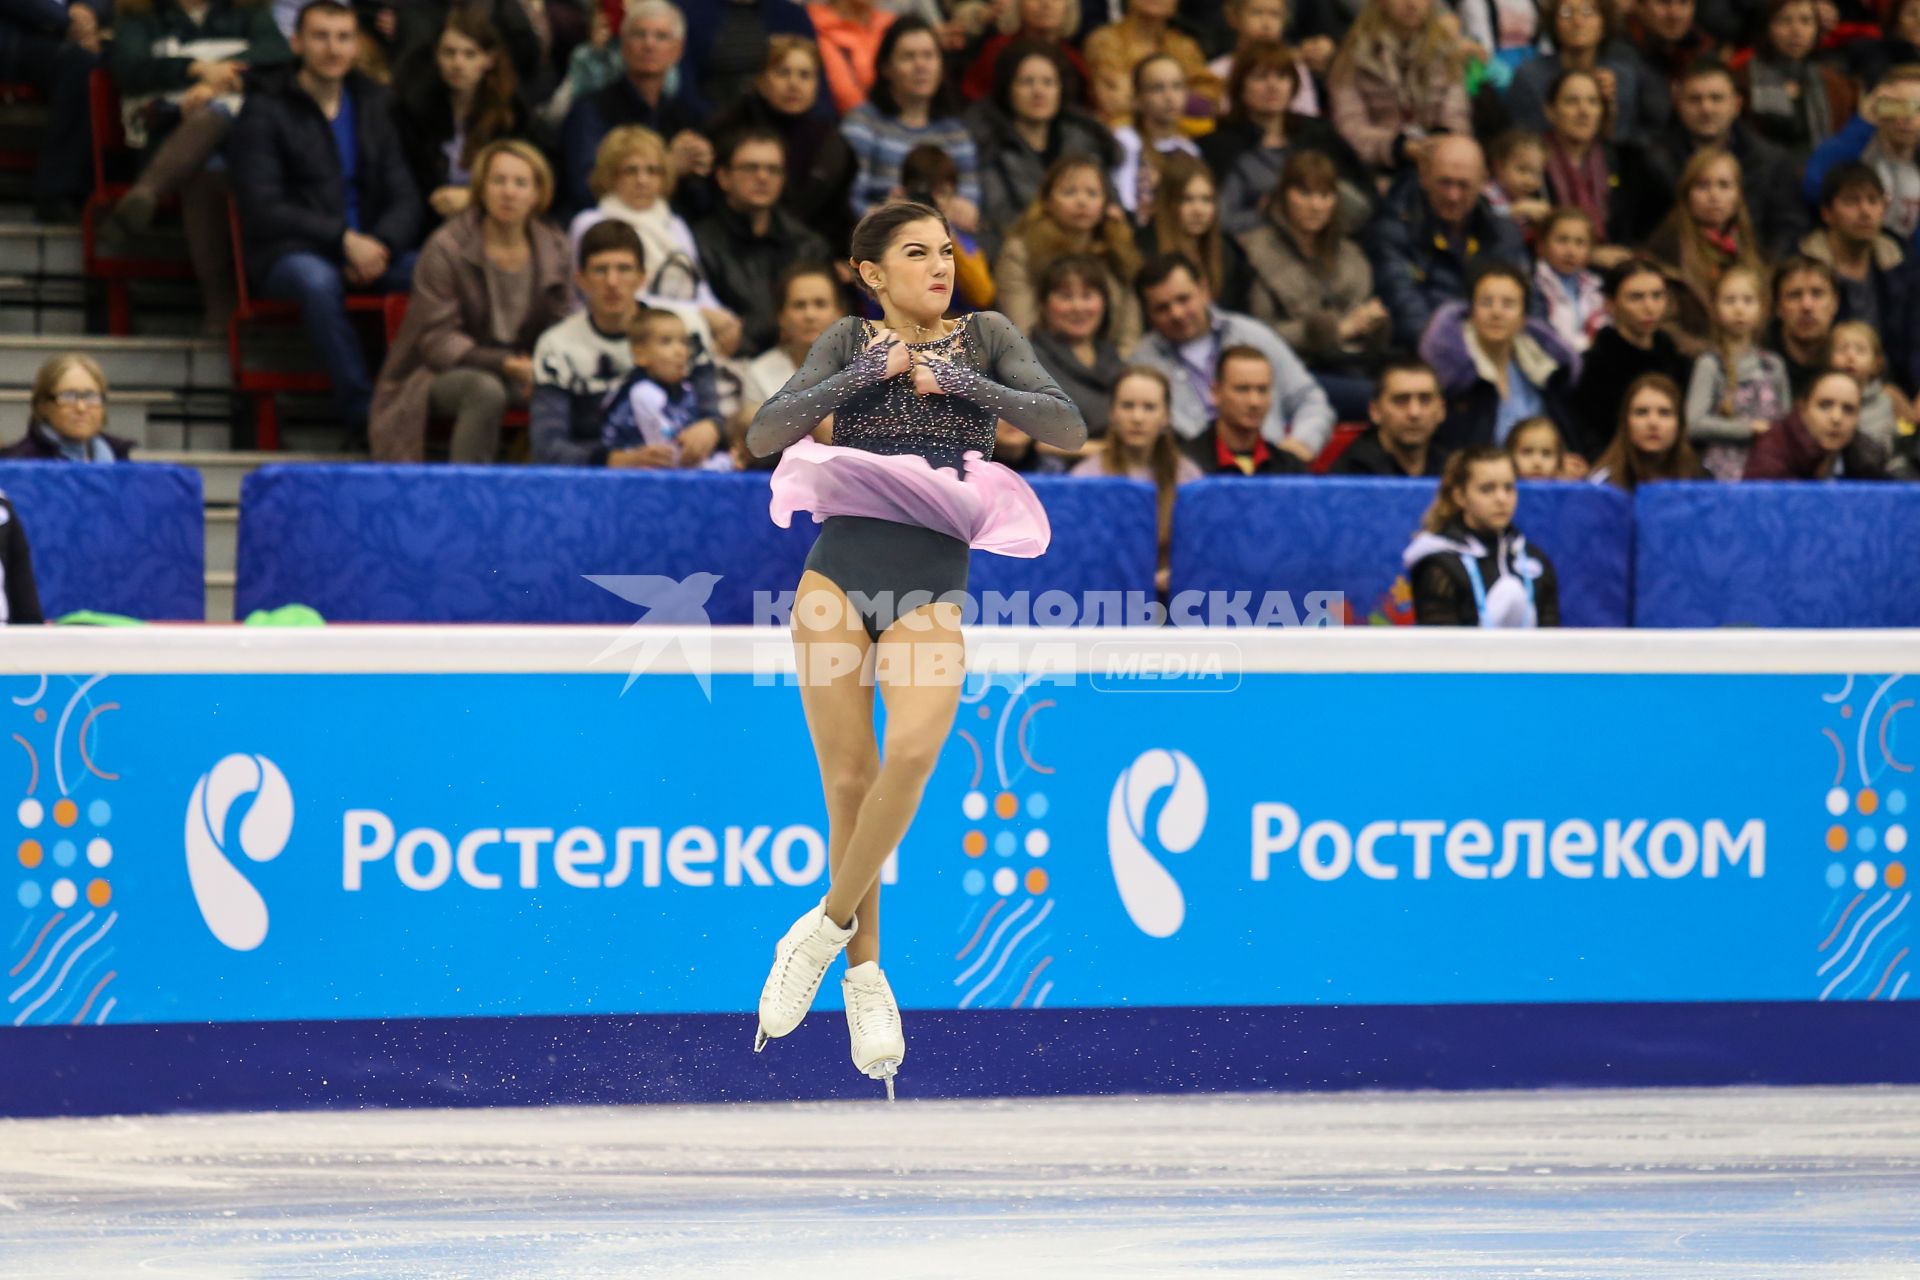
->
xmin=767 ymin=437 xmax=1053 ymax=558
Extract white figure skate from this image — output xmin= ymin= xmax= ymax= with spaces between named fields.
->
xmin=754 ymin=898 xmax=856 ymax=1052
xmin=843 ymin=961 xmax=905 ymax=1101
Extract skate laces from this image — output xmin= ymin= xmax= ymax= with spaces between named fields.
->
xmin=848 ymin=972 xmax=900 ymax=1042
xmin=768 ymin=916 xmax=845 ymax=1011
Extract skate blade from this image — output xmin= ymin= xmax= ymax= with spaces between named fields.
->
xmin=862 ymin=1058 xmax=901 ymax=1101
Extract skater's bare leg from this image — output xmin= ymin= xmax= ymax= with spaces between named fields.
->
xmin=793 ymin=570 xmax=881 ymax=963
xmin=822 ymin=600 xmax=965 ymax=926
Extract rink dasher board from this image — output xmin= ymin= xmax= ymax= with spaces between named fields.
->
xmin=1 ymin=627 xmax=1917 ymax=1115
xmin=2 ymin=625 xmax=1919 ymax=674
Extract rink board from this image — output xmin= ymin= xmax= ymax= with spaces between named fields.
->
xmin=2 ymin=627 xmax=1917 ymax=1115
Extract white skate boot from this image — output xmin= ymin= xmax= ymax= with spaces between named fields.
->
xmin=843 ymin=961 xmax=905 ymax=1101
xmin=754 ymin=898 xmax=856 ymax=1052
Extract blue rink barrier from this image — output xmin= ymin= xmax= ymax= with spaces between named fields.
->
xmin=1168 ymin=478 xmax=1633 ymax=626
xmin=235 ymin=466 xmax=1160 ymax=625
xmin=0 ymin=462 xmax=203 ymax=621
xmin=1634 ymin=482 xmax=1920 ymax=627
xmin=2 ymin=628 xmax=1917 ymax=1116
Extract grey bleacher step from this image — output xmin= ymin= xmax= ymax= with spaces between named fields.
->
xmin=0 ymin=388 xmax=177 ymax=447
xmin=143 ymin=418 xmax=236 ymax=452
xmin=0 ymin=334 xmax=228 ymax=390
xmin=0 ymin=223 xmax=81 ymax=276
xmin=0 ymin=272 xmax=85 ymax=334
xmin=0 ymin=310 xmax=83 ymax=336
xmin=206 ymin=507 xmax=236 ymax=577
xmin=206 ymin=569 xmax=235 ymax=624
xmin=138 ymin=447 xmax=360 ymax=505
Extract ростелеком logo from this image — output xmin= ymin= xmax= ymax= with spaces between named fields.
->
xmin=185 ymin=754 xmax=295 ymax=951
xmin=1107 ymin=749 xmax=1207 ymax=938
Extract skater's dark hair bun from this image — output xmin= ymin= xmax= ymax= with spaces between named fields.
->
xmin=849 ymin=200 xmax=951 ymax=299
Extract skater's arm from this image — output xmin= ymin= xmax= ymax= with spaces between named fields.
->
xmin=926 ymin=312 xmax=1089 ymax=450
xmin=746 ymin=317 xmax=889 ymax=458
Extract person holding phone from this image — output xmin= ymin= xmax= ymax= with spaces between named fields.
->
xmin=1803 ymin=66 xmax=1920 ymax=243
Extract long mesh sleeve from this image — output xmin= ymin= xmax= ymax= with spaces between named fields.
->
xmin=930 ymin=312 xmax=1090 ymax=450
xmin=747 ymin=318 xmax=889 ymax=458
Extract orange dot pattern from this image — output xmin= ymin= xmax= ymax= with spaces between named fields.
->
xmin=1889 ymin=862 xmax=1909 ymax=890
xmin=86 ymin=879 xmax=111 ymax=907
xmin=52 ymin=799 xmax=77 ymax=828
xmin=18 ymin=839 xmax=41 ymax=868
xmin=994 ymin=792 xmax=1018 ymax=819
xmin=963 ymin=830 xmax=986 ymax=857
xmin=1025 ymin=868 xmax=1048 ymax=894
xmin=1860 ymin=789 xmax=1880 ymax=815
xmin=1827 ymin=826 xmax=1849 ymax=852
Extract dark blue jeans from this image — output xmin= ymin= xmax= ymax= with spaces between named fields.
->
xmin=260 ymin=249 xmax=417 ymax=427
xmin=0 ymin=29 xmax=97 ymax=200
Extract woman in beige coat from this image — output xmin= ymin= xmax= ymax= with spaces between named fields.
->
xmin=1239 ymin=149 xmax=1389 ymax=420
xmin=993 ymin=154 xmax=1143 ymax=354
xmin=370 ymin=140 xmax=574 ymax=462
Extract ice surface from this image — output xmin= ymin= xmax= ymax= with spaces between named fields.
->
xmin=1 ymin=1086 xmax=1917 ymax=1279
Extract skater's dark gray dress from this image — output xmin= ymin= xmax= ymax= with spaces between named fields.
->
xmin=748 ymin=311 xmax=1089 ymax=641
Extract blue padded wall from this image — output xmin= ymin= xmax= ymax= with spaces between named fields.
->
xmin=1634 ymin=482 xmax=1920 ymax=627
xmin=238 ymin=467 xmax=1161 ymax=625
xmin=0 ymin=462 xmax=204 ymax=620
xmin=1168 ymin=478 xmax=1632 ymax=626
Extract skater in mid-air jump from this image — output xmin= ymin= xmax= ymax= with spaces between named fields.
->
xmin=745 ymin=201 xmax=1088 ymax=1098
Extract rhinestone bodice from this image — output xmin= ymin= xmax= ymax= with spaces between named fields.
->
xmin=824 ymin=319 xmax=998 ymax=471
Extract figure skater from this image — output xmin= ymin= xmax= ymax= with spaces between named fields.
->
xmin=745 ymin=201 xmax=1089 ymax=1098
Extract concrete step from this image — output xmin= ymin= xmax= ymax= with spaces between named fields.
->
xmin=206 ymin=506 xmax=236 ymax=577
xmin=0 ymin=273 xmax=83 ymax=335
xmin=0 ymin=223 xmax=80 ymax=276
xmin=0 ymin=308 xmax=83 ymax=335
xmin=0 ymin=388 xmax=180 ymax=448
xmin=137 ymin=448 xmax=360 ymax=504
xmin=0 ymin=334 xmax=228 ymax=390
xmin=206 ymin=569 xmax=235 ymax=624
xmin=143 ymin=418 xmax=236 ymax=452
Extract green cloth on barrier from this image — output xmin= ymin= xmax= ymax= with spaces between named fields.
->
xmin=53 ymin=605 xmax=327 ymax=627
xmin=54 ymin=610 xmax=145 ymax=626
xmin=242 ymin=604 xmax=326 ymax=627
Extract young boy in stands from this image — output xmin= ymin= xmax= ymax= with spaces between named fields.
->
xmin=530 ymin=219 xmax=718 ymax=467
xmin=599 ymin=309 xmax=722 ymax=469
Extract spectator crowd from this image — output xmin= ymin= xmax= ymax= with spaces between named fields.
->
xmin=13 ymin=0 xmax=1920 ymax=621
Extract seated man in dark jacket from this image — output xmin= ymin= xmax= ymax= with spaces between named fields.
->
xmin=1643 ymin=59 xmax=1809 ymax=257
xmin=1361 ymin=136 xmax=1527 ymax=351
xmin=1330 ymin=357 xmax=1447 ymax=477
xmin=559 ymin=0 xmax=709 ymax=214
xmin=228 ymin=0 xmax=424 ymax=440
xmin=1183 ymin=345 xmax=1309 ymax=476
xmin=691 ymin=130 xmax=831 ymax=359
